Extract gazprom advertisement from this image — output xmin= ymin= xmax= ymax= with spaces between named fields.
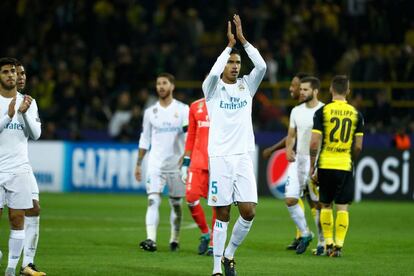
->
xmin=66 ymin=142 xmax=146 ymax=192
xmin=30 ymin=141 xmax=413 ymax=200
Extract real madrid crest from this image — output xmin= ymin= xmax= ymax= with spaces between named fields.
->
xmin=153 ymin=107 xmax=158 ymax=114
xmin=238 ymin=83 xmax=245 ymax=91
xmin=174 ymin=112 xmax=179 ymax=118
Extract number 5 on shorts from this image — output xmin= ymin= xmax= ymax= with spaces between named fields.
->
xmin=211 ymin=181 xmax=218 ymax=194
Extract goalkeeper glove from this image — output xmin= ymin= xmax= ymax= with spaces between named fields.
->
xmin=181 ymin=156 xmax=190 ymax=184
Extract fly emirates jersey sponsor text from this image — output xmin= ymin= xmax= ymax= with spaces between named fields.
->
xmin=139 ymin=99 xmax=189 ymax=173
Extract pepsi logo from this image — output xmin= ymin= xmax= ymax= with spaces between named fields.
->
xmin=267 ymin=149 xmax=289 ymax=199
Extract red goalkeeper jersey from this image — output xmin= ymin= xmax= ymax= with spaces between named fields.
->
xmin=185 ymin=98 xmax=209 ymax=170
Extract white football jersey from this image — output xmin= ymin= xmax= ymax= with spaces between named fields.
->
xmin=0 ymin=93 xmax=41 ymax=173
xmin=289 ymin=101 xmax=324 ymax=155
xmin=202 ymin=43 xmax=266 ymax=157
xmin=139 ymin=99 xmax=189 ymax=173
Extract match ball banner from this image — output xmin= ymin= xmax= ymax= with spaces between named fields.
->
xmin=260 ymin=148 xmax=414 ymax=201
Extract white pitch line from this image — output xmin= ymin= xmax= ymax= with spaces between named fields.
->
xmin=40 ymin=222 xmax=198 ymax=232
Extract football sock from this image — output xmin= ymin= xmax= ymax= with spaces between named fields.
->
xmin=320 ymin=208 xmax=334 ymax=246
xmin=145 ymin=194 xmax=161 ymax=242
xmin=169 ymin=198 xmax=183 ymax=243
xmin=22 ymin=216 xmax=40 ymax=267
xmin=287 ymin=203 xmax=310 ymax=236
xmin=213 ymin=219 xmax=228 ymax=274
xmin=313 ymin=208 xmax=325 ymax=246
xmin=187 ymin=199 xmax=209 ymax=234
xmin=335 ymin=210 xmax=349 ymax=248
xmin=224 ymin=216 xmax=253 ymax=259
xmin=210 ymin=207 xmax=216 ymax=247
xmin=296 ymin=198 xmax=305 ymax=238
xmin=8 ymin=230 xmax=25 ymax=269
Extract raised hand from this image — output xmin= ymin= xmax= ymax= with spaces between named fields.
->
xmin=227 ymin=21 xmax=236 ymax=48
xmin=18 ymin=95 xmax=33 ymax=114
xmin=8 ymin=96 xmax=16 ymax=118
xmin=233 ymin=14 xmax=247 ymax=45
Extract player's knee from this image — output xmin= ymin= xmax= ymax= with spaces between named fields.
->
xmin=285 ymin=197 xmax=298 ymax=206
xmin=148 ymin=194 xmax=161 ymax=208
xmin=321 ymin=202 xmax=332 ymax=209
xmin=9 ymin=211 xmax=25 ymax=229
xmin=186 ymin=192 xmax=200 ymax=205
xmin=216 ymin=207 xmax=230 ymax=222
xmin=186 ymin=199 xmax=200 ymax=208
xmin=240 ymin=209 xmax=255 ymax=221
xmin=169 ymin=197 xmax=183 ymax=216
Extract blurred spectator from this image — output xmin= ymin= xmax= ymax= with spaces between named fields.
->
xmin=108 ymin=91 xmax=132 ymax=139
xmin=392 ymin=126 xmax=411 ymax=150
xmin=117 ymin=105 xmax=143 ymax=142
xmin=3 ymin=0 xmax=414 ymax=139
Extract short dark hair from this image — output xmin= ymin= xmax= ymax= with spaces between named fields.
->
xmin=157 ymin=72 xmax=175 ymax=84
xmin=331 ymin=75 xmax=349 ymax=94
xmin=300 ymin=76 xmax=320 ymax=90
xmin=295 ymin=72 xmax=311 ymax=80
xmin=0 ymin=57 xmax=17 ymax=69
xmin=230 ymin=47 xmax=240 ymax=56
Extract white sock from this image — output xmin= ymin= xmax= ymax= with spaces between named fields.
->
xmin=315 ymin=209 xmax=325 ymax=246
xmin=169 ymin=198 xmax=182 ymax=243
xmin=145 ymin=194 xmax=161 ymax=242
xmin=8 ymin=230 xmax=25 ymax=269
xmin=224 ymin=216 xmax=253 ymax=259
xmin=22 ymin=216 xmax=40 ymax=267
xmin=213 ymin=220 xmax=228 ymax=274
xmin=287 ymin=203 xmax=310 ymax=236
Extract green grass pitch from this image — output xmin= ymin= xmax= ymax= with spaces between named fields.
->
xmin=0 ymin=193 xmax=413 ymax=275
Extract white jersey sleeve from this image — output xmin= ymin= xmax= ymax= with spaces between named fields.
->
xmin=242 ymin=43 xmax=267 ymax=96
xmin=0 ymin=93 xmax=36 ymax=173
xmin=20 ymin=99 xmax=41 ymax=140
xmin=289 ymin=107 xmax=297 ymax=129
xmin=0 ymin=115 xmax=12 ymax=132
xmin=138 ymin=108 xmax=152 ymax=150
xmin=202 ymin=47 xmax=232 ymax=101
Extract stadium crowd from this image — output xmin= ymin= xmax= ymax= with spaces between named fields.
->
xmin=1 ymin=0 xmax=414 ymax=140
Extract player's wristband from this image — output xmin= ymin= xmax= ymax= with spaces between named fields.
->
xmin=182 ymin=156 xmax=190 ymax=167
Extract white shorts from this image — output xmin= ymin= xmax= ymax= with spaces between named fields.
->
xmin=0 ymin=172 xmax=35 ymax=209
xmin=208 ymin=153 xmax=257 ymax=206
xmin=285 ymin=154 xmax=310 ymax=199
xmin=29 ymin=173 xmax=39 ymax=201
xmin=146 ymin=172 xmax=185 ymax=198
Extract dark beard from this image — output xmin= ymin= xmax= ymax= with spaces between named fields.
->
xmin=0 ymin=79 xmax=15 ymax=90
xmin=300 ymin=95 xmax=313 ymax=104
